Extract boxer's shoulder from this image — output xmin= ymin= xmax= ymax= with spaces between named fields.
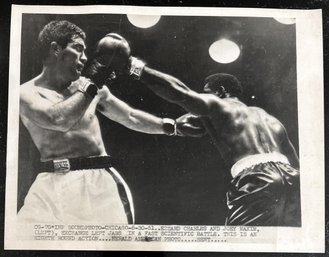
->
xmin=20 ymin=78 xmax=40 ymax=101
xmin=20 ymin=77 xmax=37 ymax=91
xmin=209 ymin=96 xmax=247 ymax=118
xmin=20 ymin=77 xmax=65 ymax=104
xmin=20 ymin=77 xmax=51 ymax=95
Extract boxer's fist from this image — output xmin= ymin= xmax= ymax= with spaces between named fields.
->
xmin=84 ymin=59 xmax=108 ymax=87
xmin=95 ymin=33 xmax=131 ymax=74
xmin=85 ymin=33 xmax=131 ymax=86
xmin=175 ymin=113 xmax=207 ymax=137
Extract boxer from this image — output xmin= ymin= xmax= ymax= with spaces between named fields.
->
xmin=99 ymin=33 xmax=301 ymax=226
xmin=19 ymin=20 xmax=181 ymax=224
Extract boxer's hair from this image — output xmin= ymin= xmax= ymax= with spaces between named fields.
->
xmin=104 ymin=33 xmax=126 ymax=41
xmin=204 ymin=73 xmax=243 ymax=98
xmin=38 ymin=20 xmax=86 ymax=61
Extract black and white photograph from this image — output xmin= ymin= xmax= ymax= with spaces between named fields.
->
xmin=5 ymin=5 xmax=324 ymax=252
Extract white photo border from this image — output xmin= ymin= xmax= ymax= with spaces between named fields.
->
xmin=5 ymin=5 xmax=324 ymax=252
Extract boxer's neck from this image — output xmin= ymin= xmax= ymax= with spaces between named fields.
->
xmin=37 ymin=66 xmax=71 ymax=92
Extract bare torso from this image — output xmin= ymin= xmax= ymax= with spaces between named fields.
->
xmin=20 ymin=79 xmax=107 ymax=161
xmin=201 ymin=98 xmax=286 ymax=167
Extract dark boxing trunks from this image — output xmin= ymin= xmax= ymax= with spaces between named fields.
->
xmin=226 ymin=154 xmax=301 ymax=226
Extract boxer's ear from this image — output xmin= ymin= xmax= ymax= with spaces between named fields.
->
xmin=49 ymin=41 xmax=61 ymax=57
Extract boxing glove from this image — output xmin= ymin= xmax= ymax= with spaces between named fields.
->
xmin=95 ymin=33 xmax=131 ymax=74
xmin=85 ymin=33 xmax=131 ymax=86
xmin=175 ymin=113 xmax=207 ymax=137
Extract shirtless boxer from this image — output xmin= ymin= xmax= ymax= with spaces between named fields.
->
xmin=108 ymin=39 xmax=300 ymax=225
xmin=140 ymin=70 xmax=301 ymax=226
xmin=19 ymin=20 xmax=178 ymax=224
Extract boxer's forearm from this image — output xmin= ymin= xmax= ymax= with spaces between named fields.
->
xmin=33 ymin=91 xmax=93 ymax=132
xmin=49 ymin=92 xmax=93 ymax=131
xmin=20 ymin=88 xmax=94 ymax=132
xmin=97 ymin=87 xmax=174 ymax=135
xmin=140 ymin=66 xmax=209 ymax=116
xmin=102 ymin=107 xmax=174 ymax=135
xmin=123 ymin=109 xmax=170 ymax=134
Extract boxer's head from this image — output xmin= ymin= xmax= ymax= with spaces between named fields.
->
xmin=38 ymin=20 xmax=86 ymax=62
xmin=203 ymin=73 xmax=243 ymax=98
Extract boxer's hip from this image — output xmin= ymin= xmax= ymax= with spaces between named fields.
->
xmin=18 ymin=156 xmax=134 ymax=224
xmin=226 ymin=153 xmax=300 ymax=226
xmin=230 ymin=152 xmax=291 ymax=178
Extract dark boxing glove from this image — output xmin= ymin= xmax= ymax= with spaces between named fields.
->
xmin=85 ymin=33 xmax=131 ymax=86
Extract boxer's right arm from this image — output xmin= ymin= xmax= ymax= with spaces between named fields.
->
xmin=20 ymin=83 xmax=96 ymax=132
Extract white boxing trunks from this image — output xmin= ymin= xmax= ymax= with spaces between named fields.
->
xmin=17 ymin=156 xmax=134 ymax=224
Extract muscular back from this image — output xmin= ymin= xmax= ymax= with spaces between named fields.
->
xmin=20 ymin=79 xmax=107 ymax=161
xmin=202 ymin=98 xmax=297 ymax=167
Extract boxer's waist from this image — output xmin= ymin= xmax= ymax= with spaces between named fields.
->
xmin=231 ymin=153 xmax=290 ymax=178
xmin=39 ymin=156 xmax=113 ymax=173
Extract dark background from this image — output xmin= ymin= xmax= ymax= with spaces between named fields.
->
xmin=18 ymin=14 xmax=298 ymax=225
xmin=0 ymin=0 xmax=328 ymax=257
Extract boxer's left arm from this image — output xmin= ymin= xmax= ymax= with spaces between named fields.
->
xmin=96 ymin=86 xmax=175 ymax=135
xmin=131 ymin=62 xmax=229 ymax=117
xmin=89 ymin=34 xmax=226 ymax=117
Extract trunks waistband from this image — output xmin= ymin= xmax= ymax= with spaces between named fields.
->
xmin=231 ymin=153 xmax=290 ymax=178
xmin=39 ymin=156 xmax=113 ymax=173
